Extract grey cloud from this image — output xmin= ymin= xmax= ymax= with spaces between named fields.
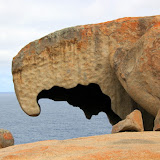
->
xmin=0 ymin=0 xmax=160 ymax=91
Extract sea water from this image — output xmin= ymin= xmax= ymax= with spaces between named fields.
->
xmin=0 ymin=93 xmax=112 ymax=145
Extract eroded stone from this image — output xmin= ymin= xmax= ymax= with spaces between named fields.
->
xmin=112 ymin=110 xmax=144 ymax=133
xmin=0 ymin=129 xmax=14 ymax=148
xmin=12 ymin=15 xmax=160 ymax=130
xmin=113 ymin=18 xmax=160 ymax=118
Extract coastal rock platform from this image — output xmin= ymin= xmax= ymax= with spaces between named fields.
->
xmin=0 ymin=132 xmax=160 ymax=160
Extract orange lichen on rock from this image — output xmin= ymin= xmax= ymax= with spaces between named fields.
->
xmin=153 ymin=22 xmax=160 ymax=28
xmin=0 ymin=129 xmax=14 ymax=149
xmin=1 ymin=132 xmax=160 ymax=160
xmin=22 ymin=43 xmax=31 ymax=53
xmin=12 ymin=15 xmax=160 ymax=131
xmin=112 ymin=110 xmax=144 ymax=133
xmin=114 ymin=16 xmax=140 ymax=23
xmin=3 ymin=133 xmax=13 ymax=141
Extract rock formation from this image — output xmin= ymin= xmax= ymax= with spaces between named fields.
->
xmin=12 ymin=15 xmax=160 ymax=131
xmin=0 ymin=132 xmax=160 ymax=160
xmin=0 ymin=129 xmax=14 ymax=148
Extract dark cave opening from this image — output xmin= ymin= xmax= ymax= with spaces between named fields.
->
xmin=37 ymin=83 xmax=121 ymax=125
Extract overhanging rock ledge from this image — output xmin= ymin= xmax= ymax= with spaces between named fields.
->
xmin=12 ymin=15 xmax=160 ymax=131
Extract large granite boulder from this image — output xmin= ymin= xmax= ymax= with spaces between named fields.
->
xmin=12 ymin=15 xmax=160 ymax=130
xmin=112 ymin=20 xmax=160 ymax=119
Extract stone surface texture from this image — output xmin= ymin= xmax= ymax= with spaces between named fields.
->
xmin=12 ymin=15 xmax=160 ymax=129
xmin=0 ymin=132 xmax=160 ymax=160
xmin=112 ymin=110 xmax=144 ymax=133
xmin=113 ymin=18 xmax=160 ymax=118
xmin=153 ymin=109 xmax=160 ymax=131
xmin=0 ymin=129 xmax=14 ymax=149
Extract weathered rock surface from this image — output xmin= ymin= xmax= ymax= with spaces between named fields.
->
xmin=113 ymin=19 xmax=160 ymax=118
xmin=12 ymin=15 xmax=160 ymax=130
xmin=153 ymin=109 xmax=160 ymax=131
xmin=0 ymin=129 xmax=14 ymax=149
xmin=0 ymin=132 xmax=160 ymax=159
xmin=112 ymin=110 xmax=144 ymax=133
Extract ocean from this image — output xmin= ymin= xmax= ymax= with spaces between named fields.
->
xmin=0 ymin=93 xmax=112 ymax=145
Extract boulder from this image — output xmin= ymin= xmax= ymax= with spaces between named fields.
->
xmin=12 ymin=15 xmax=160 ymax=130
xmin=113 ymin=19 xmax=160 ymax=118
xmin=0 ymin=132 xmax=160 ymax=159
xmin=112 ymin=110 xmax=144 ymax=133
xmin=0 ymin=129 xmax=14 ymax=148
xmin=154 ymin=109 xmax=160 ymax=131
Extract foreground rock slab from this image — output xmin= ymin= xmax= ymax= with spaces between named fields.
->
xmin=0 ymin=132 xmax=160 ymax=160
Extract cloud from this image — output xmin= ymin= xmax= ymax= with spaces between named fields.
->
xmin=0 ymin=0 xmax=94 ymax=27
xmin=0 ymin=50 xmax=13 ymax=64
xmin=0 ymin=0 xmax=160 ymax=92
xmin=113 ymin=0 xmax=160 ymax=18
xmin=81 ymin=0 xmax=113 ymax=23
xmin=0 ymin=75 xmax=14 ymax=92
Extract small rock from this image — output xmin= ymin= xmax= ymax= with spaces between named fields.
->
xmin=153 ymin=109 xmax=160 ymax=131
xmin=112 ymin=110 xmax=144 ymax=133
xmin=0 ymin=129 xmax=14 ymax=148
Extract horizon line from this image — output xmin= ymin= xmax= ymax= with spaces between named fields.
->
xmin=0 ymin=92 xmax=15 ymax=93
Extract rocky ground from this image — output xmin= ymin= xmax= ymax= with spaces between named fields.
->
xmin=0 ymin=132 xmax=160 ymax=160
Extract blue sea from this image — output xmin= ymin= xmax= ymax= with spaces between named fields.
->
xmin=0 ymin=93 xmax=112 ymax=145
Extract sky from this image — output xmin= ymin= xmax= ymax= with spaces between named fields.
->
xmin=0 ymin=0 xmax=160 ymax=92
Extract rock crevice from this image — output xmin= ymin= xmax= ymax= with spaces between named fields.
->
xmin=37 ymin=83 xmax=121 ymax=125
